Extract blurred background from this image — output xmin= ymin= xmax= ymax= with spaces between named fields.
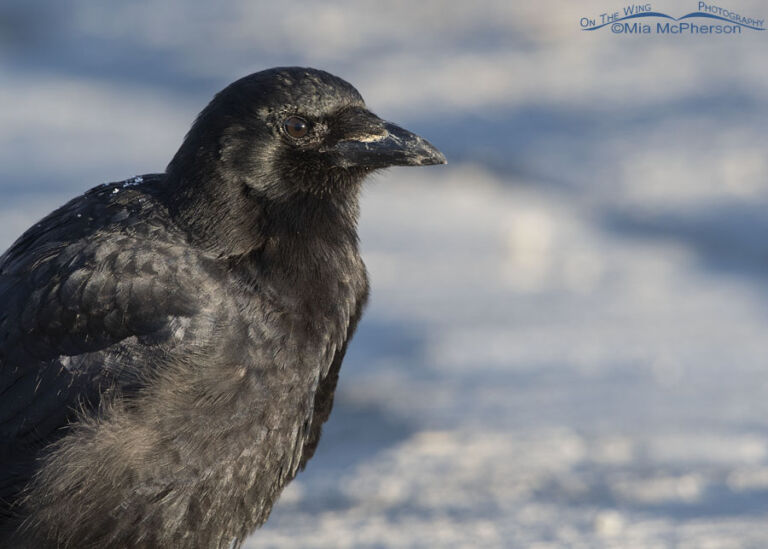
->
xmin=2 ymin=1 xmax=768 ymax=547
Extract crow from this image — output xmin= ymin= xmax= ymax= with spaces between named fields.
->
xmin=0 ymin=67 xmax=445 ymax=548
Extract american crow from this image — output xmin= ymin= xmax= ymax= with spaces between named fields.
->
xmin=0 ymin=67 xmax=445 ymax=548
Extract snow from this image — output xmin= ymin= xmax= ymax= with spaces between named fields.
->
xmin=122 ymin=175 xmax=144 ymax=187
xmin=1 ymin=1 xmax=768 ymax=547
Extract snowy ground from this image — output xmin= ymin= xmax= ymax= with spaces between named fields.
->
xmin=2 ymin=1 xmax=768 ymax=547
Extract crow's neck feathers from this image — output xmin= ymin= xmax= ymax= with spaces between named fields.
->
xmin=164 ymin=143 xmax=364 ymax=266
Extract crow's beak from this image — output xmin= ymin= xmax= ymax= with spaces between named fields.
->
xmin=331 ymin=119 xmax=447 ymax=169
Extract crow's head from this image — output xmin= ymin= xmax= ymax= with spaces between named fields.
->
xmin=169 ymin=67 xmax=445 ymax=202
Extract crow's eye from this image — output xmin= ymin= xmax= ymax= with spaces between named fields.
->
xmin=284 ymin=116 xmax=309 ymax=139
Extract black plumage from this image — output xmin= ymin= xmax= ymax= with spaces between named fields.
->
xmin=0 ymin=67 xmax=445 ymax=548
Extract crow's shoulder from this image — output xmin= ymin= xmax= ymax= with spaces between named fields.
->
xmin=2 ymin=174 xmax=178 ymax=276
xmin=0 ymin=174 xmax=205 ymax=358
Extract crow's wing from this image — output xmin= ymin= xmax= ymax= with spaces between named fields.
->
xmin=0 ymin=178 xmax=200 ymax=452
